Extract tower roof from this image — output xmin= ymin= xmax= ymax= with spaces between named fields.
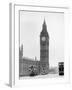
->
xmin=43 ymin=18 xmax=46 ymax=26
xmin=40 ymin=18 xmax=49 ymax=38
xmin=42 ymin=18 xmax=47 ymax=31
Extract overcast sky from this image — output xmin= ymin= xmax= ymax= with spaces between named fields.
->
xmin=20 ymin=11 xmax=64 ymax=67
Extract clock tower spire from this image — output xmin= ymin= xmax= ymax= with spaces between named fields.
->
xmin=40 ymin=19 xmax=49 ymax=75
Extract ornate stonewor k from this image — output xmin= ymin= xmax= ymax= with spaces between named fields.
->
xmin=40 ymin=19 xmax=49 ymax=75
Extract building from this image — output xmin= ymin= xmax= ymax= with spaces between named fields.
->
xmin=40 ymin=19 xmax=49 ymax=75
xmin=19 ymin=19 xmax=49 ymax=77
xmin=19 ymin=57 xmax=40 ymax=76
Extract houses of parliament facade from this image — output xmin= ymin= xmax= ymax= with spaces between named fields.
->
xmin=19 ymin=19 xmax=49 ymax=77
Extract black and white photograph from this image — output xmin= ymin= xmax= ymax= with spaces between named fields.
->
xmin=0 ymin=0 xmax=72 ymax=89
xmin=8 ymin=2 xmax=70 ymax=87
xmin=19 ymin=10 xmax=64 ymax=79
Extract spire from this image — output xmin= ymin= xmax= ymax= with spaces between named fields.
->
xmin=40 ymin=18 xmax=49 ymax=38
xmin=42 ymin=18 xmax=47 ymax=32
xmin=19 ymin=44 xmax=23 ymax=58
xmin=43 ymin=18 xmax=46 ymax=25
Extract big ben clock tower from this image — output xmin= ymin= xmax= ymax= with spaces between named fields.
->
xmin=40 ymin=19 xmax=49 ymax=75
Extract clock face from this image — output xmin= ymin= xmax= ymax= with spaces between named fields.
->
xmin=42 ymin=37 xmax=46 ymax=41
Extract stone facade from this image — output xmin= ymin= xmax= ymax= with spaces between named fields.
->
xmin=40 ymin=19 xmax=49 ymax=74
xmin=19 ymin=57 xmax=40 ymax=76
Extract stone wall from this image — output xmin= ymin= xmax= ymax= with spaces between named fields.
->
xmin=19 ymin=58 xmax=40 ymax=77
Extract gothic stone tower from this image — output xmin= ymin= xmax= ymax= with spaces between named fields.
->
xmin=40 ymin=19 xmax=49 ymax=75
